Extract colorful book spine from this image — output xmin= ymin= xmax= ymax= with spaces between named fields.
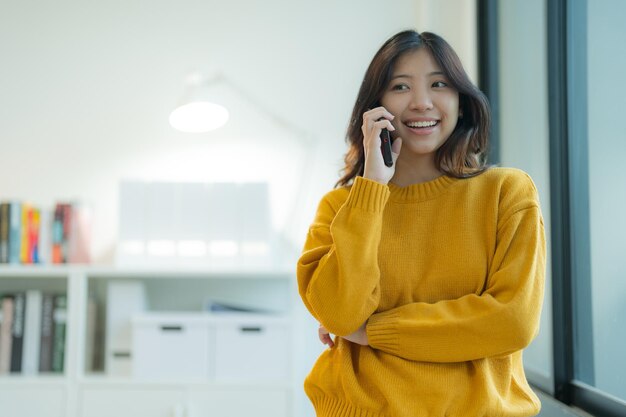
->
xmin=62 ymin=204 xmax=72 ymax=263
xmin=2 ymin=201 xmax=91 ymax=265
xmin=20 ymin=204 xmax=30 ymax=264
xmin=10 ymin=292 xmax=25 ymax=372
xmin=30 ymin=208 xmax=40 ymax=264
xmin=51 ymin=294 xmax=67 ymax=373
xmin=52 ymin=204 xmax=64 ymax=264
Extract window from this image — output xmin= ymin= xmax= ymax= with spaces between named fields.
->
xmin=548 ymin=0 xmax=626 ymax=415
xmin=495 ymin=0 xmax=554 ymax=393
xmin=485 ymin=0 xmax=626 ymax=415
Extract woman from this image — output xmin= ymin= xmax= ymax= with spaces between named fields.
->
xmin=297 ymin=29 xmax=546 ymax=417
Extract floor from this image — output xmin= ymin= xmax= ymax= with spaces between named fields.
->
xmin=535 ymin=390 xmax=595 ymax=417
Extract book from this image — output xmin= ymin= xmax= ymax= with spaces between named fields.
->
xmin=51 ymin=294 xmax=67 ymax=373
xmin=0 ymin=202 xmax=9 ymax=263
xmin=30 ymin=208 xmax=40 ymax=264
xmin=68 ymin=203 xmax=92 ymax=264
xmin=52 ymin=203 xmax=69 ymax=264
xmin=39 ymin=293 xmax=54 ymax=372
xmin=61 ymin=204 xmax=72 ymax=263
xmin=38 ymin=208 xmax=52 ymax=265
xmin=8 ymin=202 xmax=21 ymax=264
xmin=20 ymin=204 xmax=30 ymax=264
xmin=0 ymin=295 xmax=14 ymax=374
xmin=22 ymin=290 xmax=42 ymax=374
xmin=10 ymin=292 xmax=25 ymax=372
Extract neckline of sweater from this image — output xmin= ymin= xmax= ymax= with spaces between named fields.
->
xmin=387 ymin=175 xmax=459 ymax=202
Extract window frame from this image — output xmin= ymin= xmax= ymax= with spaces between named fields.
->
xmin=478 ymin=0 xmax=626 ymax=415
xmin=548 ymin=1 xmax=626 ymax=414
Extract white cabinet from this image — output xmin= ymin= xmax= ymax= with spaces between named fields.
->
xmin=0 ymin=380 xmax=67 ymax=417
xmin=214 ymin=315 xmax=291 ymax=382
xmin=79 ymin=386 xmax=186 ymax=417
xmin=77 ymin=384 xmax=290 ymax=417
xmin=132 ymin=313 xmax=212 ymax=381
xmin=0 ymin=266 xmax=297 ymax=417
xmin=188 ymin=387 xmax=290 ymax=417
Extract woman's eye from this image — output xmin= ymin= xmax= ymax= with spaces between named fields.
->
xmin=391 ymin=84 xmax=409 ymax=91
xmin=432 ymin=81 xmax=448 ymax=88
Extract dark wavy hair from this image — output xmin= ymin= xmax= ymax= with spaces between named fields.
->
xmin=336 ymin=30 xmax=491 ymax=187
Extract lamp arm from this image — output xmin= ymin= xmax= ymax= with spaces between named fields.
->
xmin=203 ymin=72 xmax=313 ymax=147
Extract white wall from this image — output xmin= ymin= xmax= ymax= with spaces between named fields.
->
xmin=0 ymin=0 xmax=417 ymax=263
xmin=0 ymin=2 xmax=477 ymax=416
xmin=0 ymin=0 xmax=477 ymax=265
xmin=415 ymin=0 xmax=477 ymax=83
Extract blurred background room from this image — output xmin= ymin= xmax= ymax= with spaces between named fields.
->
xmin=0 ymin=0 xmax=624 ymax=416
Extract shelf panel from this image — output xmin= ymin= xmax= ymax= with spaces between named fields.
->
xmin=0 ymin=265 xmax=73 ymax=278
xmin=0 ymin=264 xmax=295 ymax=279
xmin=0 ymin=375 xmax=67 ymax=386
xmin=85 ymin=266 xmax=294 ymax=280
xmin=78 ymin=375 xmax=291 ymax=390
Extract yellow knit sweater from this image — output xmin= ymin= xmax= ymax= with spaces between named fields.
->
xmin=297 ymin=167 xmax=546 ymax=417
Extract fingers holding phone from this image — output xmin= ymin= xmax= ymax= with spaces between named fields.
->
xmin=380 ymin=127 xmax=393 ymax=167
xmin=362 ymin=107 xmax=402 ymax=184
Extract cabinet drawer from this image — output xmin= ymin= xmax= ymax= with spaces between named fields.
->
xmin=0 ymin=385 xmax=66 ymax=417
xmin=214 ymin=317 xmax=290 ymax=381
xmin=188 ymin=387 xmax=289 ymax=417
xmin=80 ymin=387 xmax=185 ymax=417
xmin=132 ymin=314 xmax=211 ymax=380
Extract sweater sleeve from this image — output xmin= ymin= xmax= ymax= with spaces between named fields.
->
xmin=367 ymin=180 xmax=546 ymax=363
xmin=297 ymin=177 xmax=390 ymax=336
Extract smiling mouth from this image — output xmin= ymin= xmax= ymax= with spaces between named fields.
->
xmin=405 ymin=120 xmax=439 ymax=129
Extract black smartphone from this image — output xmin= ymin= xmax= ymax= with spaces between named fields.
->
xmin=380 ymin=128 xmax=393 ymax=167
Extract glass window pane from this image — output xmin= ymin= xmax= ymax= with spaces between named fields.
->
xmin=498 ymin=0 xmax=553 ymax=392
xmin=572 ymin=0 xmax=626 ymax=401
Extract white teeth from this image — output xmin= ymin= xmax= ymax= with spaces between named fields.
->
xmin=407 ymin=120 xmax=438 ymax=128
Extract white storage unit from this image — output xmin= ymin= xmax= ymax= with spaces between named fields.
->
xmin=131 ymin=312 xmax=292 ymax=383
xmin=105 ymin=280 xmax=147 ymax=376
xmin=213 ymin=314 xmax=291 ymax=382
xmin=79 ymin=385 xmax=186 ymax=417
xmin=0 ymin=380 xmax=67 ymax=417
xmin=0 ymin=265 xmax=297 ymax=417
xmin=132 ymin=313 xmax=212 ymax=381
xmin=187 ymin=387 xmax=290 ymax=416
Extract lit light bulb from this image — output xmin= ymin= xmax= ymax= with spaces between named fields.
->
xmin=169 ymin=101 xmax=229 ymax=133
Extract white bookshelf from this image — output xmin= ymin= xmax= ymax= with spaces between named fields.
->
xmin=0 ymin=264 xmax=298 ymax=417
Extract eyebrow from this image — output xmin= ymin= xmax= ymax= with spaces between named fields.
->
xmin=390 ymin=71 xmax=446 ymax=80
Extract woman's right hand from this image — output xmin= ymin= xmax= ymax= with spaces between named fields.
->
xmin=361 ymin=107 xmax=402 ymax=184
xmin=318 ymin=324 xmax=334 ymax=348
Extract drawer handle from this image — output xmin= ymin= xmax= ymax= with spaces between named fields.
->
xmin=160 ymin=325 xmax=183 ymax=332
xmin=240 ymin=326 xmax=262 ymax=333
xmin=112 ymin=351 xmax=131 ymax=358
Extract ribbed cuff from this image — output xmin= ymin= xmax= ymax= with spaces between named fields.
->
xmin=311 ymin=395 xmax=383 ymax=417
xmin=366 ymin=310 xmax=400 ymax=354
xmin=344 ymin=177 xmax=390 ymax=213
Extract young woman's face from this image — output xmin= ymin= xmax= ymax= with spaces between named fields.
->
xmin=380 ymin=48 xmax=460 ymax=159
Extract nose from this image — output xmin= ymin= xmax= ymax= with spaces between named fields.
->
xmin=409 ymin=86 xmax=433 ymax=112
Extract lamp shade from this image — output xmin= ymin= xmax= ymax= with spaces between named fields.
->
xmin=170 ymin=72 xmax=230 ymax=133
xmin=169 ymin=101 xmax=229 ymax=133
